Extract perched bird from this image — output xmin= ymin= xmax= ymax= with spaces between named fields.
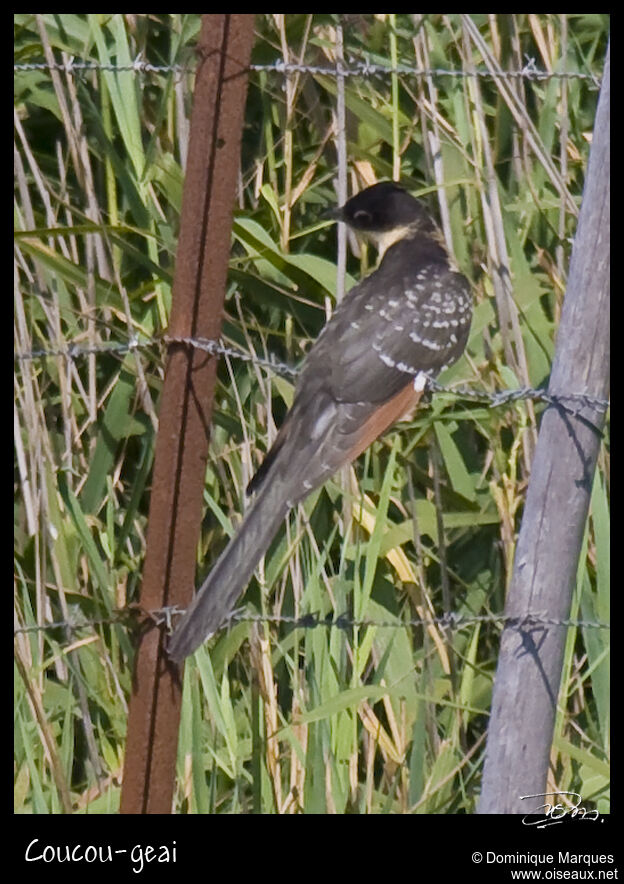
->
xmin=168 ymin=181 xmax=472 ymax=662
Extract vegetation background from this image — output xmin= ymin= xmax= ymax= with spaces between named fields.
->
xmin=14 ymin=14 xmax=609 ymax=813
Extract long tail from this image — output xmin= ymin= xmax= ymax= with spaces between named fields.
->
xmin=167 ymin=477 xmax=291 ymax=663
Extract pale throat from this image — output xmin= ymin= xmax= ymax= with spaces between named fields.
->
xmin=367 ymin=220 xmax=427 ymax=260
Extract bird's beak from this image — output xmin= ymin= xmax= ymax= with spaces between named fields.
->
xmin=320 ymin=205 xmax=345 ymax=222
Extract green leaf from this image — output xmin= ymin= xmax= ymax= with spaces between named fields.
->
xmin=434 ymin=422 xmax=476 ymax=502
xmin=81 ymin=367 xmax=142 ymax=514
xmin=57 ymin=473 xmax=111 ymax=601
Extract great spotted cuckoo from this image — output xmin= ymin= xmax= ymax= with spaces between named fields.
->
xmin=168 ymin=182 xmax=472 ymax=662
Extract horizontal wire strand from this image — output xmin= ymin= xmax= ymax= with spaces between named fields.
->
xmin=14 ymin=333 xmax=610 ymax=415
xmin=14 ymin=607 xmax=610 ymax=638
xmin=13 ymin=57 xmax=602 ymax=86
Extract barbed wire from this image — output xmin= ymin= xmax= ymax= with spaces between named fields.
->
xmin=13 ymin=56 xmax=602 ymax=87
xmin=13 ymin=605 xmax=611 ymax=639
xmin=163 ymin=334 xmax=300 ymax=378
xmin=14 ymin=333 xmax=610 ymax=417
xmin=14 ymin=334 xmax=300 ymax=379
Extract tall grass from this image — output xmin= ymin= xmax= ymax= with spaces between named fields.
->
xmin=14 ymin=13 xmax=609 ymax=813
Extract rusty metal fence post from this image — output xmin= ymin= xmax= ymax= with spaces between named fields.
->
xmin=120 ymin=13 xmax=255 ymax=814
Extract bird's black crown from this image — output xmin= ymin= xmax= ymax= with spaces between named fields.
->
xmin=328 ymin=182 xmax=433 ymax=234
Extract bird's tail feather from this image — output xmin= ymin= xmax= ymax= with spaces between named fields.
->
xmin=167 ymin=478 xmax=291 ymax=663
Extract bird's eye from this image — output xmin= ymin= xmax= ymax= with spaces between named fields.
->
xmin=353 ymin=209 xmax=373 ymax=226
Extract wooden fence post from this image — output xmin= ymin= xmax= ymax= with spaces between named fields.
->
xmin=478 ymin=43 xmax=609 ymax=814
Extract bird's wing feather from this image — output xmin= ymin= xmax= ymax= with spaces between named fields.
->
xmin=298 ymin=256 xmax=472 ymax=405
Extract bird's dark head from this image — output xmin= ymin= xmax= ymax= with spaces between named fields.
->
xmin=325 ymin=182 xmax=437 ymax=256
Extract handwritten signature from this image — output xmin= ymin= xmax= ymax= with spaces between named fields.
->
xmin=520 ymin=791 xmax=600 ymax=828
